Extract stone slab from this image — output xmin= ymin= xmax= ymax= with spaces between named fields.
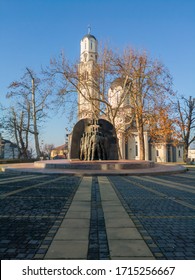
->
xmin=44 ymin=240 xmax=88 ymax=259
xmin=109 ymin=240 xmax=154 ymax=257
xmin=65 ymin=211 xmax=91 ymax=219
xmin=102 ymin=205 xmax=128 ymax=213
xmin=60 ymin=218 xmax=90 ymax=228
xmin=106 ymin=227 xmax=142 ymax=239
xmin=54 ymin=228 xmax=89 ymax=240
xmin=44 ymin=176 xmax=91 ymax=260
xmin=101 ymin=201 xmax=122 ymax=206
xmin=67 ymin=205 xmax=91 ymax=212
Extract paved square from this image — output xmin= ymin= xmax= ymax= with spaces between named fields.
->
xmin=0 ymin=167 xmax=195 ymax=260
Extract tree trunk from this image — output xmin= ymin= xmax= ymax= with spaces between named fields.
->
xmin=116 ymin=136 xmax=123 ymax=160
xmin=12 ymin=110 xmax=21 ymax=159
xmin=183 ymin=141 xmax=189 ymax=162
xmin=138 ymin=125 xmax=145 ymax=160
xmin=135 ymin=113 xmax=145 ymax=160
xmin=31 ymin=77 xmax=41 ymax=159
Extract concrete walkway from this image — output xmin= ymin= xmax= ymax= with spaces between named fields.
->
xmin=44 ymin=176 xmax=154 ymax=260
xmin=45 ymin=177 xmax=92 ymax=259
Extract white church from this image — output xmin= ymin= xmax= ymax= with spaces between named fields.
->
xmin=74 ymin=31 xmax=184 ymax=163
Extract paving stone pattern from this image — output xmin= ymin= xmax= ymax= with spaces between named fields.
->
xmin=109 ymin=173 xmax=195 ymax=260
xmin=87 ymin=177 xmax=110 ymax=259
xmin=0 ymin=174 xmax=81 ymax=259
xmin=0 ymin=169 xmax=195 ymax=260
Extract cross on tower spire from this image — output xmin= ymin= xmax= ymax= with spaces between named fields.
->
xmin=88 ymin=25 xmax=91 ymax=34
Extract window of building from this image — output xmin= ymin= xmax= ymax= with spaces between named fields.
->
xmin=156 ymin=150 xmax=159 ymax=157
xmin=178 ymin=149 xmax=181 ymax=157
xmin=135 ymin=142 xmax=138 ymax=157
xmin=91 ymin=41 xmax=93 ymax=49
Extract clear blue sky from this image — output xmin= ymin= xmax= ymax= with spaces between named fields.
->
xmin=0 ymin=0 xmax=195 ymax=147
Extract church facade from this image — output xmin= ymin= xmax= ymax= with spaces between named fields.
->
xmin=76 ymin=31 xmax=184 ymax=163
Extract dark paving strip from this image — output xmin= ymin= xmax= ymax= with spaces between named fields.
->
xmin=87 ymin=176 xmax=110 ymax=260
xmin=154 ymin=174 xmax=195 ymax=187
xmin=129 ymin=176 xmax=195 ymax=208
xmin=0 ymin=176 xmax=64 ymax=199
xmin=0 ymin=174 xmax=40 ymax=183
xmin=0 ymin=175 xmax=58 ymax=196
xmin=109 ymin=176 xmax=195 ymax=260
xmin=0 ymin=173 xmax=29 ymax=180
xmin=0 ymin=176 xmax=81 ymax=260
xmin=175 ymin=173 xmax=195 ymax=180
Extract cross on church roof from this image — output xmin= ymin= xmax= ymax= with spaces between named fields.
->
xmin=88 ymin=25 xmax=91 ymax=34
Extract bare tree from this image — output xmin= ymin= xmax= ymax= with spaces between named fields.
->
xmin=46 ymin=47 xmax=174 ymax=160
xmin=3 ymin=105 xmax=30 ymax=158
xmin=177 ymin=96 xmax=195 ymax=162
xmin=114 ymin=48 xmax=174 ymax=160
xmin=42 ymin=143 xmax=55 ymax=158
xmin=6 ymin=68 xmax=52 ymax=158
xmin=45 ymin=48 xmax=134 ymax=158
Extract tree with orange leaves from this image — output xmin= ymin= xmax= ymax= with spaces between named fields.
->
xmin=149 ymin=106 xmax=180 ymax=144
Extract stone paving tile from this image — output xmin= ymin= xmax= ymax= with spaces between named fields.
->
xmin=1 ymin=170 xmax=195 ymax=260
xmin=106 ymin=227 xmax=142 ymax=239
xmin=109 ymin=240 xmax=154 ymax=257
xmin=109 ymin=173 xmax=195 ymax=260
xmin=54 ymin=228 xmax=89 ymax=240
xmin=44 ymin=241 xmax=88 ymax=259
xmin=44 ymin=176 xmax=91 ymax=260
xmin=130 ymin=176 xmax=195 ymax=207
xmin=65 ymin=211 xmax=91 ymax=219
xmin=87 ymin=176 xmax=110 ymax=260
xmin=60 ymin=218 xmax=90 ymax=228
xmin=0 ymin=174 xmax=80 ymax=259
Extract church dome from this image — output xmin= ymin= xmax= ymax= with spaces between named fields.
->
xmin=82 ymin=34 xmax=97 ymax=41
xmin=110 ymin=77 xmax=132 ymax=90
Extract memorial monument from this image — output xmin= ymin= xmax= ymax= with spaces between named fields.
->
xmin=70 ymin=118 xmax=118 ymax=160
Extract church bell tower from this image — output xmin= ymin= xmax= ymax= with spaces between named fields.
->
xmin=78 ymin=29 xmax=99 ymax=120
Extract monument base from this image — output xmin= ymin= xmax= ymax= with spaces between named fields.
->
xmin=2 ymin=160 xmax=186 ymax=175
xmin=34 ymin=159 xmax=154 ymax=170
